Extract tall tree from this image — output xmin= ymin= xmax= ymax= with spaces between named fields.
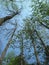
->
xmin=23 ymin=20 xmax=40 ymax=65
xmin=0 ymin=0 xmax=21 ymax=26
xmin=0 ymin=23 xmax=17 ymax=65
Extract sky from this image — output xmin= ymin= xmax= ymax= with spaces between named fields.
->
xmin=0 ymin=0 xmax=49 ymax=64
xmin=0 ymin=0 xmax=34 ymax=64
xmin=0 ymin=0 xmax=32 ymax=60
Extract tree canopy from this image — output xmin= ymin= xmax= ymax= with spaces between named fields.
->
xmin=0 ymin=0 xmax=49 ymax=65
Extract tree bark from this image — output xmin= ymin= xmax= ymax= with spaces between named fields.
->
xmin=0 ymin=25 xmax=17 ymax=64
xmin=31 ymin=37 xmax=40 ymax=65
xmin=35 ymin=30 xmax=46 ymax=48
xmin=0 ymin=11 xmax=19 ymax=26
xmin=29 ymin=31 xmax=40 ymax=65
xmin=20 ymin=34 xmax=24 ymax=65
xmin=0 ymin=57 xmax=2 ymax=65
xmin=35 ymin=29 xmax=49 ymax=53
xmin=39 ymin=22 xmax=49 ymax=29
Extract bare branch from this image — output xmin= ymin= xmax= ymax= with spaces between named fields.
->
xmin=1 ymin=23 xmax=17 ymax=61
xmin=0 ymin=10 xmax=20 ymax=26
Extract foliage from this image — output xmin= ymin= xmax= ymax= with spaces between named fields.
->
xmin=0 ymin=0 xmax=49 ymax=65
xmin=3 ymin=51 xmax=15 ymax=65
xmin=22 ymin=0 xmax=49 ymax=65
xmin=8 ymin=56 xmax=21 ymax=65
xmin=31 ymin=0 xmax=49 ymax=25
xmin=4 ymin=54 xmax=28 ymax=65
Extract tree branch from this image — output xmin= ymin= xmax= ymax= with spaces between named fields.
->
xmin=35 ymin=30 xmax=46 ymax=47
xmin=39 ymin=22 xmax=49 ymax=29
xmin=0 ymin=11 xmax=20 ymax=26
xmin=1 ymin=24 xmax=17 ymax=62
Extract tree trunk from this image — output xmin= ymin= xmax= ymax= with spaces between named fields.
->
xmin=20 ymin=35 xmax=24 ymax=65
xmin=0 ymin=57 xmax=2 ymax=65
xmin=30 ymin=33 xmax=40 ymax=65
xmin=40 ymin=22 xmax=49 ymax=29
xmin=0 ymin=25 xmax=16 ymax=64
xmin=32 ymin=41 xmax=40 ymax=65
xmin=0 ymin=11 xmax=19 ymax=26
xmin=35 ymin=29 xmax=49 ymax=53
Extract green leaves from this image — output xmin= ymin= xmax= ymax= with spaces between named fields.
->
xmin=8 ymin=56 xmax=21 ymax=65
xmin=39 ymin=2 xmax=49 ymax=16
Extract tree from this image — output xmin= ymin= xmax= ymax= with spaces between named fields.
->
xmin=16 ymin=30 xmax=27 ymax=65
xmin=0 ymin=0 xmax=49 ymax=65
xmin=0 ymin=0 xmax=21 ymax=26
xmin=23 ymin=20 xmax=40 ymax=65
xmin=0 ymin=23 xmax=17 ymax=65
xmin=31 ymin=0 xmax=49 ymax=29
xmin=31 ymin=0 xmax=49 ymax=55
xmin=22 ymin=0 xmax=49 ymax=64
xmin=0 ymin=0 xmax=22 ymax=64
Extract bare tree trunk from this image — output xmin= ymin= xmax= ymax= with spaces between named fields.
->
xmin=35 ymin=30 xmax=46 ymax=47
xmin=31 ymin=17 xmax=49 ymax=29
xmin=39 ymin=22 xmax=49 ymax=29
xmin=0 ymin=11 xmax=19 ymax=26
xmin=35 ymin=29 xmax=49 ymax=53
xmin=32 ymin=40 xmax=40 ymax=65
xmin=0 ymin=57 xmax=2 ymax=65
xmin=20 ymin=34 xmax=24 ymax=65
xmin=33 ymin=43 xmax=40 ymax=65
xmin=30 ymin=32 xmax=40 ymax=65
xmin=0 ymin=25 xmax=17 ymax=64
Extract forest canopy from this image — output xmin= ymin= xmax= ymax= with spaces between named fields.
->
xmin=0 ymin=0 xmax=49 ymax=65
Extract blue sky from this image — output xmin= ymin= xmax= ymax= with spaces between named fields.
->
xmin=0 ymin=0 xmax=49 ymax=64
xmin=0 ymin=0 xmax=32 ymax=57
